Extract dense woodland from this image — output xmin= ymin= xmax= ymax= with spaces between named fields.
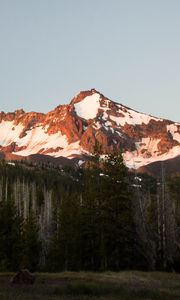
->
xmin=0 ymin=151 xmax=180 ymax=272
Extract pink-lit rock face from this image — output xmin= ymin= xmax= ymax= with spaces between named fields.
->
xmin=0 ymin=88 xmax=180 ymax=169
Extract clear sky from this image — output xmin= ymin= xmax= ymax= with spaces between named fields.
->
xmin=0 ymin=0 xmax=180 ymax=122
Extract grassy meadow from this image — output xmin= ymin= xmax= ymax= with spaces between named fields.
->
xmin=0 ymin=271 xmax=180 ymax=300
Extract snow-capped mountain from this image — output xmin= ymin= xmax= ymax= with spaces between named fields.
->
xmin=1 ymin=89 xmax=180 ymax=172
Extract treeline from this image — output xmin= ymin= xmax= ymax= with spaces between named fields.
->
xmin=0 ymin=155 xmax=180 ymax=272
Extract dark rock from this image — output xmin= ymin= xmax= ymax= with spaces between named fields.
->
xmin=10 ymin=269 xmax=36 ymax=285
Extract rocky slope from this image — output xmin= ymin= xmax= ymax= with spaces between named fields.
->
xmin=1 ymin=89 xmax=180 ymax=173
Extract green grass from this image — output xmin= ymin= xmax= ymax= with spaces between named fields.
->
xmin=0 ymin=271 xmax=180 ymax=300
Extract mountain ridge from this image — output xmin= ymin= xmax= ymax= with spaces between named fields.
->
xmin=1 ymin=88 xmax=180 ymax=174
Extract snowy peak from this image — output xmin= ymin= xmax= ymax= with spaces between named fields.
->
xmin=71 ymin=89 xmax=163 ymax=126
xmin=71 ymin=88 xmax=100 ymax=105
xmin=1 ymin=89 xmax=180 ymax=172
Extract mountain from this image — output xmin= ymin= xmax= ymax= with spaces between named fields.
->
xmin=1 ymin=88 xmax=180 ymax=174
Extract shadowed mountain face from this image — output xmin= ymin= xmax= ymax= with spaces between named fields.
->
xmin=1 ymin=89 xmax=180 ymax=174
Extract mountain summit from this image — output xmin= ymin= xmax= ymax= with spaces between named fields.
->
xmin=1 ymin=89 xmax=180 ymax=173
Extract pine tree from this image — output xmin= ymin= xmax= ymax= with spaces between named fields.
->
xmin=22 ymin=211 xmax=41 ymax=271
xmin=47 ymin=193 xmax=82 ymax=271
xmin=101 ymin=152 xmax=134 ymax=269
xmin=0 ymin=199 xmax=23 ymax=271
xmin=82 ymin=151 xmax=135 ymax=270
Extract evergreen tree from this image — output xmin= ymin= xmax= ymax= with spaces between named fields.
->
xmin=22 ymin=211 xmax=41 ymax=271
xmin=0 ymin=200 xmax=23 ymax=271
xmin=101 ymin=152 xmax=134 ymax=269
xmin=47 ymin=193 xmax=82 ymax=271
xmin=81 ymin=151 xmax=135 ymax=270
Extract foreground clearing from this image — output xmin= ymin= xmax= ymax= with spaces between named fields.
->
xmin=0 ymin=271 xmax=180 ymax=300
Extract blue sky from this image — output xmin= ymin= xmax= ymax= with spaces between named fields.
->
xmin=0 ymin=0 xmax=180 ymax=122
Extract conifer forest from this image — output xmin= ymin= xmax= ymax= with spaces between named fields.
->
xmin=0 ymin=152 xmax=180 ymax=273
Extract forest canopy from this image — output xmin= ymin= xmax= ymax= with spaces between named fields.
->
xmin=0 ymin=156 xmax=180 ymax=272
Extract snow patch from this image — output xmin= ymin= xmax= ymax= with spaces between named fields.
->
xmin=13 ymin=126 xmax=68 ymax=156
xmin=74 ymin=93 xmax=101 ymax=120
xmin=78 ymin=160 xmax=84 ymax=166
xmin=0 ymin=121 xmax=24 ymax=146
xmin=167 ymin=124 xmax=180 ymax=143
xmin=123 ymin=144 xmax=180 ymax=169
xmin=110 ymin=108 xmax=162 ymax=126
xmin=52 ymin=141 xmax=89 ymax=158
